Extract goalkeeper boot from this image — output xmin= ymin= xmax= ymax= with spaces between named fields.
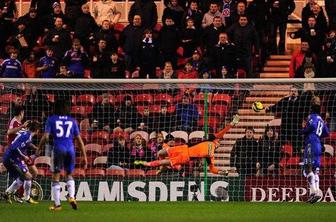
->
xmin=3 ymin=192 xmax=13 ymax=204
xmin=309 ymin=195 xmax=321 ymax=204
xmin=49 ymin=205 xmax=62 ymax=211
xmin=134 ymin=160 xmax=147 ymax=166
xmin=68 ymin=197 xmax=78 ymax=210
xmin=26 ymin=197 xmax=39 ymax=204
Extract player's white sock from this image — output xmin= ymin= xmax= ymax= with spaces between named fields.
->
xmin=52 ymin=182 xmax=61 ymax=206
xmin=307 ymin=172 xmax=317 ymax=194
xmin=66 ymin=179 xmax=75 ymax=199
xmin=314 ymin=173 xmax=320 ymax=193
xmin=23 ymin=180 xmax=32 ymax=200
xmin=6 ymin=178 xmax=23 ymax=194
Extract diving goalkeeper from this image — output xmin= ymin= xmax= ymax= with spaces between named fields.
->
xmin=136 ymin=115 xmax=240 ymax=175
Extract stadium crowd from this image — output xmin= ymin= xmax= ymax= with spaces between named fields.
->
xmin=0 ymin=0 xmax=335 ymax=79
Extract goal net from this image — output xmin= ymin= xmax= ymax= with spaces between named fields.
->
xmin=0 ymin=79 xmax=335 ymax=202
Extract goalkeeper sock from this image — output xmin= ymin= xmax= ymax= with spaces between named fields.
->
xmin=52 ymin=182 xmax=61 ymax=206
xmin=314 ymin=173 xmax=320 ymax=193
xmin=67 ymin=179 xmax=75 ymax=199
xmin=23 ymin=180 xmax=32 ymax=200
xmin=148 ymin=160 xmax=161 ymax=167
xmin=307 ymin=172 xmax=317 ymax=194
xmin=6 ymin=178 xmax=23 ymax=194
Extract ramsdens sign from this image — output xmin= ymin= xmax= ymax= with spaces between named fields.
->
xmin=245 ymin=176 xmax=336 ymax=202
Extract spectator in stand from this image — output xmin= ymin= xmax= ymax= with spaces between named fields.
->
xmin=148 ymin=132 xmax=165 ymax=160
xmin=107 ymin=135 xmax=130 ymax=170
xmin=265 ymin=86 xmax=312 ymax=154
xmin=258 ymin=125 xmax=281 ymax=176
xmin=293 ymin=51 xmax=317 ymax=78
xmin=289 ymin=41 xmax=310 ymax=78
xmin=74 ymin=3 xmax=99 ymax=48
xmin=302 ymin=3 xmax=327 ymax=34
xmin=45 ymin=17 xmax=72 ymax=59
xmin=182 ymin=1 xmax=203 ymax=29
xmin=202 ymin=16 xmax=225 ymax=55
xmin=91 ymin=39 xmax=110 ymax=78
xmin=42 ymin=2 xmax=69 ymax=32
xmin=64 ymin=0 xmax=88 ymax=29
xmin=175 ymin=94 xmax=199 ymax=132
xmin=22 ymin=51 xmax=38 ymax=78
xmin=116 ymin=95 xmax=138 ymax=133
xmin=159 ymin=17 xmax=180 ymax=68
xmin=94 ymin=20 xmax=118 ymax=53
xmin=226 ymin=1 xmax=247 ymax=28
xmin=137 ymin=106 xmax=156 ymax=132
xmin=55 ymin=63 xmax=75 ymax=78
xmin=0 ymin=8 xmax=12 ymax=57
xmin=325 ymin=0 xmax=336 ymax=30
xmin=177 ymin=61 xmax=198 ymax=79
xmin=301 ymin=0 xmax=316 ymax=30
xmin=24 ymin=86 xmax=49 ymax=122
xmin=8 ymin=20 xmax=31 ymax=59
xmin=128 ymin=0 xmax=157 ymax=29
xmin=318 ymin=36 xmax=336 ymax=78
xmin=227 ymin=15 xmax=259 ymax=77
xmin=137 ymin=29 xmax=160 ymax=78
xmin=37 ymin=47 xmax=58 ymax=78
xmin=93 ymin=0 xmax=121 ymax=26
xmin=290 ymin=16 xmax=325 ymax=56
xmin=160 ymin=61 xmax=177 ymax=79
xmin=63 ymin=38 xmax=89 ymax=78
xmin=155 ymin=105 xmax=175 ymax=132
xmin=90 ymin=93 xmax=117 ymax=131
xmin=180 ymin=18 xmax=200 ymax=58
xmin=120 ymin=14 xmax=145 ymax=72
xmin=0 ymin=48 xmax=23 ymax=78
xmin=129 ymin=133 xmax=151 ymax=169
xmin=202 ymin=3 xmax=222 ymax=29
xmin=1 ymin=0 xmax=18 ymax=21
xmin=30 ymin=0 xmax=57 ymax=18
xmin=230 ymin=126 xmax=259 ymax=176
xmin=162 ymin=0 xmax=185 ymax=29
xmin=109 ymin=52 xmax=126 ymax=78
xmin=187 ymin=50 xmax=207 ymax=72
xmin=269 ymin=0 xmax=295 ymax=55
xmin=210 ymin=32 xmax=237 ymax=78
xmin=16 ymin=8 xmax=42 ymax=46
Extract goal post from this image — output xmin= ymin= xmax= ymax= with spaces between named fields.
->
xmin=0 ymin=78 xmax=335 ymax=202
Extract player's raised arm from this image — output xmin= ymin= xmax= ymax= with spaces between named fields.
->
xmin=75 ymin=135 xmax=87 ymax=169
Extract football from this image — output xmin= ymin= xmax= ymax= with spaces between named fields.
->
xmin=252 ymin=101 xmax=264 ymax=112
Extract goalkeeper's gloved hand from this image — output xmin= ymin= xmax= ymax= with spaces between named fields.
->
xmin=231 ymin=114 xmax=240 ymax=126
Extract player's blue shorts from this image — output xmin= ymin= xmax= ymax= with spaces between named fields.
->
xmin=303 ymin=142 xmax=322 ymax=170
xmin=3 ymin=156 xmax=29 ymax=179
xmin=51 ymin=147 xmax=75 ymax=174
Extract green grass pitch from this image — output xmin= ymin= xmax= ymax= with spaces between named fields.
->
xmin=0 ymin=201 xmax=335 ymax=222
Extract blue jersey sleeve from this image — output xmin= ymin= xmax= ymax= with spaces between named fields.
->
xmin=45 ymin=117 xmax=52 ymax=134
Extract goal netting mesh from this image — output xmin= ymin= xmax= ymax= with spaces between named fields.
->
xmin=0 ymin=79 xmax=335 ymax=202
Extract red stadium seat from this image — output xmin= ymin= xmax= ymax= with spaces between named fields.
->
xmin=0 ymin=145 xmax=4 ymax=154
xmin=208 ymin=105 xmax=228 ymax=117
xmin=136 ymin=105 xmax=146 ymax=114
xmin=193 ymin=93 xmax=212 ymax=104
xmin=134 ymin=94 xmax=153 ymax=105
xmin=110 ymin=131 xmax=129 ymax=140
xmin=286 ymin=156 xmax=300 ymax=168
xmin=106 ymin=169 xmax=125 ymax=178
xmin=91 ymin=131 xmax=109 ymax=145
xmin=34 ymin=156 xmax=51 ymax=169
xmin=85 ymin=143 xmax=102 ymax=156
xmin=282 ymin=144 xmax=293 ymax=158
xmin=146 ymin=170 xmax=159 ymax=177
xmin=167 ymin=105 xmax=176 ymax=113
xmin=102 ymin=144 xmax=113 ymax=155
xmin=84 ymin=69 xmax=91 ymax=78
xmin=72 ymin=168 xmax=86 ymax=177
xmin=46 ymin=94 xmax=55 ymax=103
xmin=0 ymin=105 xmax=8 ymax=115
xmin=96 ymin=94 xmax=115 ymax=105
xmin=126 ymin=169 xmax=145 ymax=178
xmin=115 ymin=94 xmax=133 ymax=105
xmin=85 ymin=169 xmax=105 ymax=177
xmin=198 ymin=117 xmax=220 ymax=129
xmin=114 ymin=23 xmax=125 ymax=32
xmin=321 ymin=155 xmax=333 ymax=168
xmin=93 ymin=156 xmax=108 ymax=168
xmin=0 ymin=93 xmax=20 ymax=104
xmin=80 ymin=131 xmax=91 ymax=144
xmin=71 ymin=106 xmax=87 ymax=118
xmin=173 ymin=93 xmax=184 ymax=103
xmin=149 ymin=105 xmax=161 ymax=114
xmin=212 ymin=94 xmax=231 ymax=105
xmin=37 ymin=168 xmax=46 ymax=176
xmin=154 ymin=93 xmax=173 ymax=104
xmin=282 ymin=169 xmax=301 ymax=176
xmin=77 ymin=94 xmax=96 ymax=105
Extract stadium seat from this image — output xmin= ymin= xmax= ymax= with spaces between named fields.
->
xmin=149 ymin=131 xmax=168 ymax=140
xmin=77 ymin=94 xmax=96 ymax=105
xmin=324 ymin=144 xmax=334 ymax=157
xmin=282 ymin=169 xmax=301 ymax=176
xmin=154 ymin=94 xmax=173 ymax=104
xmin=106 ymin=169 xmax=125 ymax=178
xmin=269 ymin=119 xmax=281 ymax=127
xmin=34 ymin=156 xmax=51 ymax=169
xmin=85 ymin=143 xmax=102 ymax=156
xmin=208 ymin=105 xmax=228 ymax=117
xmin=93 ymin=156 xmax=108 ymax=168
xmin=189 ymin=131 xmax=205 ymax=144
xmin=102 ymin=144 xmax=113 ymax=155
xmin=279 ymin=157 xmax=287 ymax=168
xmin=321 ymin=155 xmax=333 ymax=168
xmin=110 ymin=131 xmax=129 ymax=140
xmin=0 ymin=144 xmax=4 ymax=155
xmin=198 ymin=117 xmax=220 ymax=129
xmin=85 ymin=169 xmax=105 ymax=177
xmin=71 ymin=106 xmax=87 ymax=118
xmin=114 ymin=94 xmax=133 ymax=106
xmin=193 ymin=93 xmax=212 ymax=104
xmin=286 ymin=156 xmax=300 ymax=168
xmin=0 ymin=93 xmax=20 ymax=104
xmin=149 ymin=105 xmax=161 ymax=114
xmin=167 ymin=105 xmax=176 ymax=113
xmin=71 ymin=95 xmax=77 ymax=105
xmin=0 ymin=105 xmax=9 ymax=115
xmin=134 ymin=94 xmax=153 ymax=105
xmin=146 ymin=170 xmax=159 ymax=177
xmin=173 ymin=93 xmax=184 ymax=103
xmin=96 ymin=94 xmax=115 ymax=105
xmin=72 ymin=168 xmax=86 ymax=177
xmin=46 ymin=94 xmax=55 ymax=103
xmin=91 ymin=131 xmax=110 ymax=145
xmin=130 ymin=131 xmax=149 ymax=142
xmin=329 ymin=131 xmax=336 ymax=140
xmin=212 ymin=94 xmax=231 ymax=105
xmin=282 ymin=144 xmax=293 ymax=158
xmin=80 ymin=131 xmax=91 ymax=144
xmin=37 ymin=168 xmax=45 ymax=176
xmin=154 ymin=23 xmax=162 ymax=32
xmin=126 ymin=169 xmax=145 ymax=178
xmin=171 ymin=131 xmax=188 ymax=144
xmin=136 ymin=105 xmax=146 ymax=114
xmin=114 ymin=23 xmax=125 ymax=32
